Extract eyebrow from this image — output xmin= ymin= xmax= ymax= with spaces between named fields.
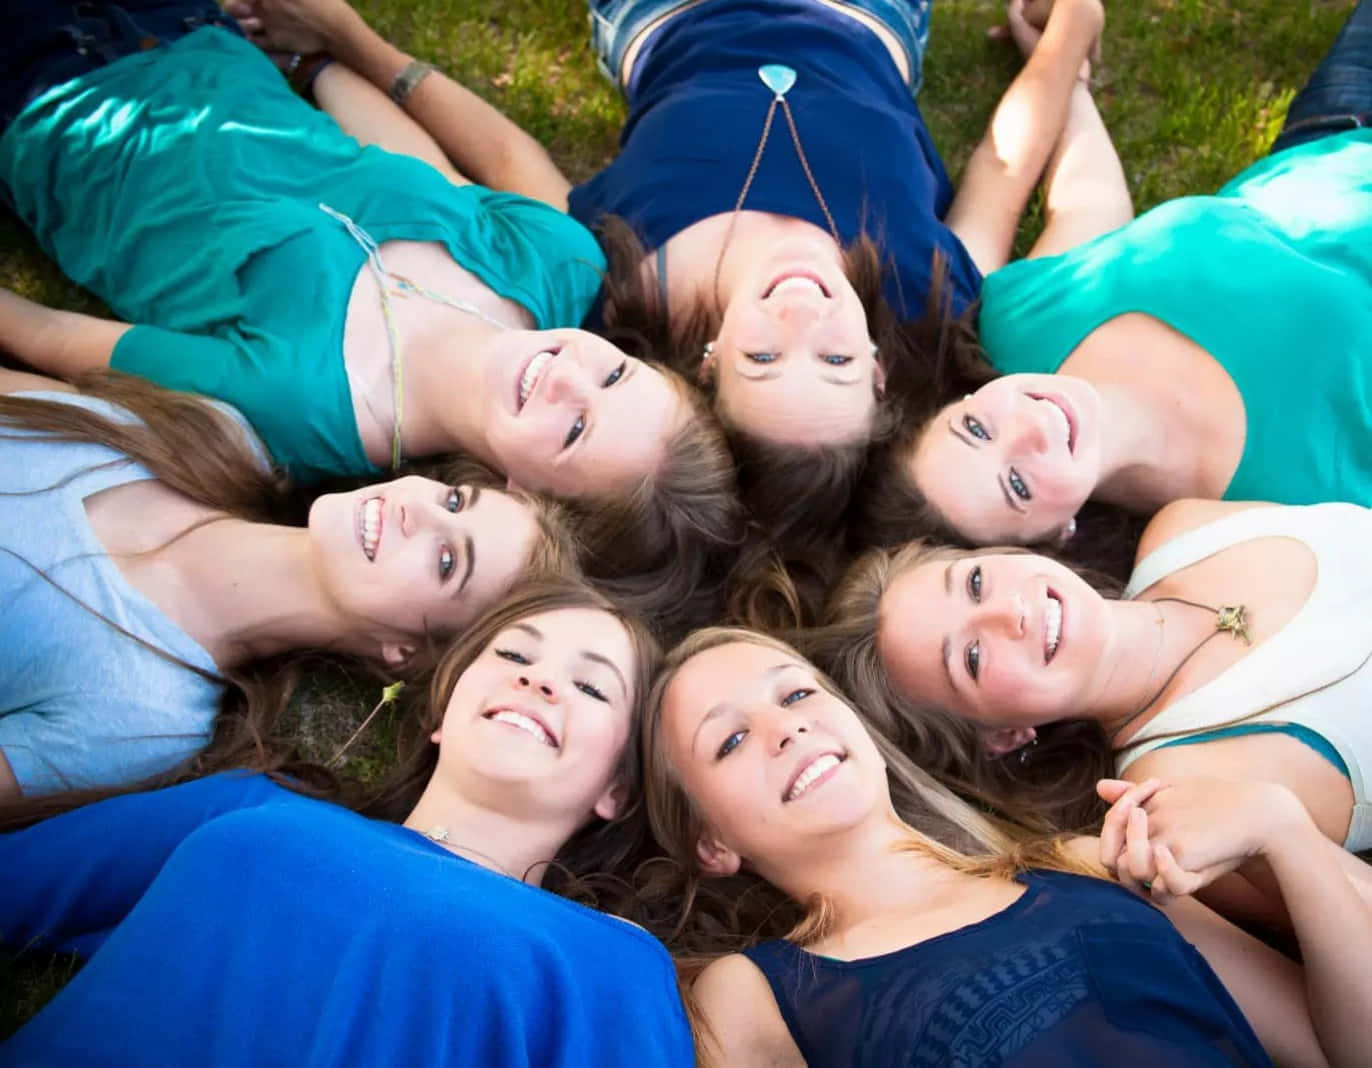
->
xmin=583 ymin=651 xmax=629 ymax=702
xmin=940 ymin=566 xmax=957 ymax=693
xmin=451 ymin=485 xmax=484 ymax=597
xmin=947 ymin=421 xmax=977 ymax=448
xmin=689 ymin=662 xmax=794 ymax=754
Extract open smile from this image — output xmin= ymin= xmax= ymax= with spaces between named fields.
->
xmin=783 ymin=751 xmax=846 ymax=802
xmin=763 ymin=270 xmax=830 ymax=300
xmin=1027 ymin=393 xmax=1077 ymax=455
xmin=516 ymin=347 xmax=561 ymax=412
xmin=1044 ymin=589 xmax=1063 ymax=664
xmin=482 ymin=706 xmax=559 ymax=748
xmin=357 ymin=496 xmax=383 ymax=562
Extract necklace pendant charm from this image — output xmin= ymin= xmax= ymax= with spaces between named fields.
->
xmin=758 ymin=63 xmax=797 ymax=98
xmin=425 ymin=826 xmax=450 ymax=843
xmin=1215 ymin=604 xmax=1252 ymax=645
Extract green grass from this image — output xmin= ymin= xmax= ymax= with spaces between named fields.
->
xmin=0 ymin=0 xmax=1355 ymax=1039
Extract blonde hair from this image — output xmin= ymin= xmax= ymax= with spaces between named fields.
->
xmin=638 ymin=626 xmax=1101 ymax=964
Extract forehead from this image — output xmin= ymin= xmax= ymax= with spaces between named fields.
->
xmin=877 ymin=557 xmax=957 ymax=706
xmin=665 ymin=641 xmax=798 ymax=723
xmin=504 ymin=605 xmax=634 ymax=667
xmin=575 ymin=365 xmax=685 ymax=480
xmin=465 ymin=490 xmax=538 ymax=593
xmin=910 ymin=411 xmax=1012 ymax=538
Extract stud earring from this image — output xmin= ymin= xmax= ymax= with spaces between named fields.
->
xmin=1064 ymin=516 xmax=1077 ymax=540
xmin=703 ymin=341 xmax=714 ymax=360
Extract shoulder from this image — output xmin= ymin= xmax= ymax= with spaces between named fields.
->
xmin=694 ymin=953 xmax=803 ymax=1067
xmin=1134 ymin=500 xmax=1276 ymax=567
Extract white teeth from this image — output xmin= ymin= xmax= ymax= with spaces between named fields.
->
xmin=518 ymin=350 xmax=557 ymax=409
xmin=360 ymin=497 xmax=382 ymax=561
xmin=786 ymin=753 xmax=841 ymax=802
xmin=768 ymin=276 xmax=826 ymax=298
xmin=1044 ymin=595 xmax=1062 ymax=662
xmin=1039 ymin=398 xmax=1072 ymax=450
xmin=489 ymin=710 xmax=556 ymax=747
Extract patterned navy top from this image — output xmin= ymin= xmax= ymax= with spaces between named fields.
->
xmin=741 ymin=870 xmax=1271 ymax=1067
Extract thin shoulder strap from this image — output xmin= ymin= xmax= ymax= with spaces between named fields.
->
xmin=1125 ymin=508 xmax=1280 ymax=598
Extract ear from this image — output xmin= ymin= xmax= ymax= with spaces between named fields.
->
xmin=697 ymin=341 xmax=718 ymax=385
xmin=504 ymin=475 xmax=524 ymax=493
xmin=381 ymin=642 xmax=417 ymax=670
xmin=981 ymin=725 xmax=1037 ymax=757
xmin=872 ymin=345 xmax=886 ymax=396
xmin=592 ymin=778 xmax=632 ymax=822
xmin=695 ymin=830 xmax=742 ymax=877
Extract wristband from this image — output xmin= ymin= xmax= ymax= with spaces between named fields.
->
xmin=389 ymin=59 xmax=436 ymax=107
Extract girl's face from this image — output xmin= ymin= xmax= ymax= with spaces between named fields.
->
xmin=480 ymin=328 xmax=687 ymax=499
xmin=433 ymin=607 xmax=638 ymax=823
xmin=910 ymin=374 xmax=1103 ymax=545
xmin=308 ymin=476 xmax=539 ymax=661
xmin=877 ymin=551 xmax=1112 ymax=748
xmin=711 ymin=236 xmax=881 ymax=448
xmin=659 ymin=640 xmax=889 ymax=876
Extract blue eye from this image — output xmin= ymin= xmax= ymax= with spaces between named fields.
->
xmin=780 ymin=688 xmax=813 ymax=707
xmin=966 ymin=565 xmax=982 ymax=602
xmin=576 ymin=681 xmax=609 ymax=703
xmin=445 ymin=486 xmax=465 ymax=513
xmin=438 ymin=545 xmax=455 ymax=581
xmin=965 ymin=641 xmax=981 ymax=681
xmin=564 ymin=416 xmax=586 ymax=448
xmin=1008 ymin=467 xmax=1031 ymax=501
xmin=716 ymin=729 xmax=746 ymax=759
xmin=822 ymin=354 xmax=853 ymax=366
xmin=602 ymin=362 xmax=626 ymax=387
xmin=963 ymin=414 xmax=990 ymax=441
xmin=746 ymin=352 xmax=779 ymax=364
xmin=495 ymin=648 xmax=531 ymax=665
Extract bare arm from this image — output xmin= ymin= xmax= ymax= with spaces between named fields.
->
xmin=693 ymin=953 xmax=805 ymax=1068
xmin=0 ymin=288 xmax=128 ymax=380
xmin=0 ymin=367 xmax=78 ymax=395
xmin=945 ymin=0 xmax=1104 ymax=275
xmin=1025 ymin=80 xmax=1132 ymax=259
xmin=231 ymin=0 xmax=570 ymax=208
xmin=0 ymin=750 xmax=19 ymax=802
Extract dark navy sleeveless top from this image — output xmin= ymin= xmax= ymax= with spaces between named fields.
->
xmin=568 ymin=0 xmax=983 ymax=320
xmin=741 ymin=870 xmax=1271 ymax=1066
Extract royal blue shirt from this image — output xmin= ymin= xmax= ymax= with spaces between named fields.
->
xmin=743 ymin=870 xmax=1270 ymax=1066
xmin=569 ymin=0 xmax=982 ymax=320
xmin=0 ymin=773 xmax=694 ymax=1067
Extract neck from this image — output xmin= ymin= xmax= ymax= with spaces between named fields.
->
xmin=709 ymin=214 xmax=843 ymax=308
xmin=404 ymin=776 xmax=575 ymax=885
xmin=1079 ymin=597 xmax=1218 ymax=737
xmin=1091 ymin=382 xmax=1205 ymax=511
xmin=397 ymin=317 xmax=506 ymax=470
xmin=759 ymin=809 xmax=971 ymax=930
xmin=166 ymin=519 xmax=366 ymax=668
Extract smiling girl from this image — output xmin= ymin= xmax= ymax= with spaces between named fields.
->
xmin=823 ymin=497 xmax=1372 ymax=926
xmin=644 ymin=628 xmax=1372 ymax=1066
xmin=0 ymin=580 xmax=693 ymax=1066
xmin=0 ymin=369 xmax=574 ymax=801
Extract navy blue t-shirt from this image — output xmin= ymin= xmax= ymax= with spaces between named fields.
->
xmin=569 ymin=0 xmax=982 ymax=320
xmin=0 ymin=773 xmax=694 ymax=1067
xmin=742 ymin=869 xmax=1271 ymax=1066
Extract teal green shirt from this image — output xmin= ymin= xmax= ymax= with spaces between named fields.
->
xmin=0 ymin=28 xmax=606 ymax=483
xmin=978 ymin=129 xmax=1372 ymax=504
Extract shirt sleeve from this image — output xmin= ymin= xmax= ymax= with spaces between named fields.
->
xmin=0 ymin=773 xmax=288 ymax=957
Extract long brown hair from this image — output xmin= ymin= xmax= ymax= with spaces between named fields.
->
xmin=635 ymin=627 xmax=1100 ymax=970
xmin=0 ymin=373 xmax=580 ymax=795
xmin=817 ymin=540 xmax=1116 ymax=833
xmin=0 ymin=579 xmax=664 ymax=907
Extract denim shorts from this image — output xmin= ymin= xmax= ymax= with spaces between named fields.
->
xmin=587 ymin=0 xmax=932 ymax=93
xmin=1270 ymin=0 xmax=1372 ymax=154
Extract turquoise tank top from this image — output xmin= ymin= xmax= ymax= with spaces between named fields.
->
xmin=978 ymin=129 xmax=1372 ymax=505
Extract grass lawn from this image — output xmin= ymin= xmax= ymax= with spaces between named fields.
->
xmin=0 ymin=0 xmax=1355 ymax=1039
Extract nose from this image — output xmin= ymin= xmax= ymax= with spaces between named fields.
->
xmin=539 ymin=355 xmax=591 ymax=408
xmin=762 ymin=707 xmax=810 ymax=756
xmin=1008 ymin=405 xmax=1052 ymax=456
xmin=978 ymin=591 xmax=1028 ymax=641
xmin=514 ymin=673 xmax=561 ymax=704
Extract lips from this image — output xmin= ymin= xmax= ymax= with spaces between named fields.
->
xmin=783 ymin=751 xmax=845 ymax=802
xmin=763 ymin=270 xmax=830 ymax=300
xmin=357 ymin=496 xmax=383 ymax=561
xmin=1044 ymin=590 xmax=1063 ymax=663
xmin=482 ymin=706 xmax=559 ymax=748
xmin=516 ymin=348 xmax=559 ymax=412
xmin=1027 ymin=393 xmax=1077 ymax=455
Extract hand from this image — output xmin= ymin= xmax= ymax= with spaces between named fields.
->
xmin=1096 ymin=777 xmax=1312 ymax=905
xmin=988 ymin=0 xmax=1101 ymax=79
xmin=224 ymin=0 xmax=350 ymax=56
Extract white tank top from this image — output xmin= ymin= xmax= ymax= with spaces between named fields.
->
xmin=1117 ymin=503 xmax=1372 ymax=851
